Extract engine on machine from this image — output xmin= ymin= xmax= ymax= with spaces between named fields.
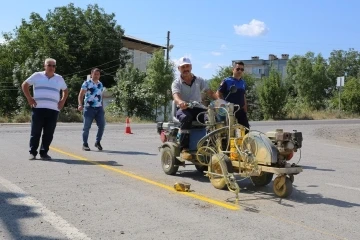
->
xmin=265 ymin=129 xmax=303 ymax=164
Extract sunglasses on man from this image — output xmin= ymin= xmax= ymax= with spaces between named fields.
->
xmin=236 ymin=67 xmax=244 ymax=72
xmin=46 ymin=64 xmax=56 ymax=68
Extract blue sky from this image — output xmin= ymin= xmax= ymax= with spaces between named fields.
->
xmin=1 ymin=0 xmax=360 ymax=80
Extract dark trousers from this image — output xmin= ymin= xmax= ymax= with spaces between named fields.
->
xmin=29 ymin=108 xmax=59 ymax=156
xmin=235 ymin=107 xmax=250 ymax=134
xmin=176 ymin=107 xmax=206 ymax=150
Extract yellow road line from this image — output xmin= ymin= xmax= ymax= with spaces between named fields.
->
xmin=50 ymin=146 xmax=347 ymax=239
xmin=50 ymin=146 xmax=239 ymax=211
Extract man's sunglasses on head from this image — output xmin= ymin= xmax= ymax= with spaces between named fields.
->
xmin=236 ymin=67 xmax=244 ymax=72
xmin=47 ymin=64 xmax=56 ymax=67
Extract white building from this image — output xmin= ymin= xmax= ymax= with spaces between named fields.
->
xmin=102 ymin=35 xmax=168 ymax=120
xmin=122 ymin=35 xmax=167 ymax=72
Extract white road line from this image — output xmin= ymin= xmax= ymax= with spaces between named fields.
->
xmin=326 ymin=183 xmax=360 ymax=192
xmin=306 ymin=140 xmax=360 ymax=151
xmin=0 ymin=175 xmax=91 ymax=240
xmin=322 ymin=143 xmax=360 ymax=151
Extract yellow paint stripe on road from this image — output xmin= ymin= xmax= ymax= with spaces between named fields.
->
xmin=50 ymin=146 xmax=239 ymax=211
xmin=42 ymin=147 xmax=347 ymax=239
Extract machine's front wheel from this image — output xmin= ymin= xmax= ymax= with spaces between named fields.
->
xmin=273 ymin=176 xmax=293 ymax=198
xmin=250 ymin=172 xmax=273 ymax=186
xmin=161 ymin=146 xmax=179 ymax=175
xmin=208 ymin=153 xmax=233 ymax=190
xmin=288 ymin=174 xmax=294 ymax=183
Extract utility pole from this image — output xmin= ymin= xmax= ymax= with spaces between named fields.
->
xmin=164 ymin=30 xmax=171 ymax=122
xmin=166 ymin=31 xmax=170 ymax=63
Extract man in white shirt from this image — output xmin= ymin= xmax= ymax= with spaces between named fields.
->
xmin=21 ymin=58 xmax=69 ymax=160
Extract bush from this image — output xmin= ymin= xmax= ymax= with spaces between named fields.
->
xmin=104 ymin=103 xmax=153 ymax=123
xmin=12 ymin=113 xmax=31 ymax=123
xmin=58 ymin=107 xmax=82 ymax=122
xmin=0 ymin=116 xmax=8 ymax=123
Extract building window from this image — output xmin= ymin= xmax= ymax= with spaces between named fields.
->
xmin=252 ymin=67 xmax=262 ymax=75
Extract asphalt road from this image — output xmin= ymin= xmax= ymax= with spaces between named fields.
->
xmin=0 ymin=119 xmax=360 ymax=240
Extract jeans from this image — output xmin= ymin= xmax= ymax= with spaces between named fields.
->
xmin=176 ymin=107 xmax=206 ymax=150
xmin=82 ymin=106 xmax=105 ymax=145
xmin=29 ymin=108 xmax=59 ymax=156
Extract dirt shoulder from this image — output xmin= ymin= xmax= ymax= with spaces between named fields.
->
xmin=312 ymin=123 xmax=360 ymax=148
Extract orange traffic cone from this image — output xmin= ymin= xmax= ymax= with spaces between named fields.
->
xmin=125 ymin=117 xmax=133 ymax=134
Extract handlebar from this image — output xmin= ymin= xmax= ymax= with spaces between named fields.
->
xmin=177 ymin=101 xmax=207 ymax=109
xmin=177 ymin=100 xmax=242 ymax=115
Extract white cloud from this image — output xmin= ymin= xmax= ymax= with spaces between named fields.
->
xmin=211 ymin=51 xmax=222 ymax=56
xmin=234 ymin=19 xmax=269 ymax=37
xmin=220 ymin=44 xmax=227 ymax=50
xmin=0 ymin=37 xmax=5 ymax=44
xmin=203 ymin=63 xmax=212 ymax=69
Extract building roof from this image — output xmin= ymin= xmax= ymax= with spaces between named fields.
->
xmin=122 ymin=35 xmax=167 ymax=49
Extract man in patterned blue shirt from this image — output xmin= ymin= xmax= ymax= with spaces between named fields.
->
xmin=78 ymin=68 xmax=106 ymax=151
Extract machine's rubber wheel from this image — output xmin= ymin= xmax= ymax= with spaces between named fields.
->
xmin=288 ymin=175 xmax=294 ymax=183
xmin=195 ymin=164 xmax=207 ymax=173
xmin=250 ymin=172 xmax=274 ymax=187
xmin=160 ymin=146 xmax=179 ymax=175
xmin=273 ymin=176 xmax=293 ymax=198
xmin=208 ymin=153 xmax=234 ymax=190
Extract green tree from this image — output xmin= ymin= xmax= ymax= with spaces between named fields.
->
xmin=207 ymin=66 xmax=233 ymax=91
xmin=328 ymin=49 xmax=360 ymax=81
xmin=259 ymin=68 xmax=287 ymax=120
xmin=144 ymin=49 xmax=175 ymax=121
xmin=4 ymin=3 xmax=129 ymax=82
xmin=65 ymin=74 xmax=84 ymax=108
xmin=0 ymin=3 xmax=130 ymax=117
xmin=12 ymin=50 xmax=47 ymax=113
xmin=301 ymin=53 xmax=331 ymax=110
xmin=110 ymin=66 xmax=153 ymax=119
xmin=284 ymin=52 xmax=331 ymax=110
xmin=340 ymin=77 xmax=360 ymax=113
xmin=0 ymin=43 xmax=18 ymax=117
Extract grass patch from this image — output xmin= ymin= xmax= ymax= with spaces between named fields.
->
xmin=0 ymin=116 xmax=8 ymax=123
xmin=3 ymin=108 xmax=357 ymax=124
xmin=58 ymin=107 xmax=82 ymax=122
xmin=12 ymin=113 xmax=31 ymax=123
xmin=104 ymin=112 xmax=153 ymax=124
xmin=280 ymin=109 xmax=360 ymax=120
xmin=0 ymin=108 xmax=154 ymax=124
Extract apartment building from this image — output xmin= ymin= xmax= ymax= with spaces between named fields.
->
xmin=232 ymin=54 xmax=290 ymax=79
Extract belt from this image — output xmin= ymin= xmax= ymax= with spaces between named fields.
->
xmin=85 ymin=106 xmax=102 ymax=109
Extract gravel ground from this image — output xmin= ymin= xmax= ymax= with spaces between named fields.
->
xmin=312 ymin=123 xmax=360 ymax=147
